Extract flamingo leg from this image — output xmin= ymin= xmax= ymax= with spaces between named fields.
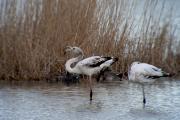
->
xmin=142 ymin=84 xmax=146 ymax=107
xmin=89 ymin=76 xmax=93 ymax=101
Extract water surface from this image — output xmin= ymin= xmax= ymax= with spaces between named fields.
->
xmin=0 ymin=77 xmax=180 ymax=120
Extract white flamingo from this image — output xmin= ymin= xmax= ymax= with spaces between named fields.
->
xmin=128 ymin=61 xmax=171 ymax=106
xmin=64 ymin=46 xmax=118 ymax=101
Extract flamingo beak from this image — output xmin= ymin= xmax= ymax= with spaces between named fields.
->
xmin=114 ymin=57 xmax=118 ymax=62
xmin=64 ymin=50 xmax=67 ymax=55
xmin=64 ymin=46 xmax=72 ymax=55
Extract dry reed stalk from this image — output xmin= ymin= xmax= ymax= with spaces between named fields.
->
xmin=0 ymin=0 xmax=179 ymax=80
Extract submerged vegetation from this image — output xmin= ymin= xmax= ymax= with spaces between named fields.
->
xmin=0 ymin=0 xmax=179 ymax=80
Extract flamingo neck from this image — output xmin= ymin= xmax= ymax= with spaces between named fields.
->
xmin=65 ymin=54 xmax=83 ymax=74
xmin=128 ymin=67 xmax=135 ymax=81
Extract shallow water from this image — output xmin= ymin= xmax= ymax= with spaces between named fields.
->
xmin=0 ymin=77 xmax=180 ymax=120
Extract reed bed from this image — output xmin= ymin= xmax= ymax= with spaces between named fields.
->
xmin=0 ymin=0 xmax=179 ymax=80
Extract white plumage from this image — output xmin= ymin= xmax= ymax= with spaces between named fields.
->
xmin=76 ymin=56 xmax=118 ymax=76
xmin=64 ymin=46 xmax=118 ymax=100
xmin=128 ymin=61 xmax=169 ymax=83
xmin=128 ymin=61 xmax=170 ymax=106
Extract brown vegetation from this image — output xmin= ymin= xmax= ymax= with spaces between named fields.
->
xmin=0 ymin=0 xmax=179 ymax=80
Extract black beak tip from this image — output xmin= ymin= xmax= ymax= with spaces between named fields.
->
xmin=114 ymin=57 xmax=118 ymax=62
xmin=64 ymin=51 xmax=66 ymax=55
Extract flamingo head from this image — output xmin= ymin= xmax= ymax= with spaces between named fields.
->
xmin=64 ymin=46 xmax=83 ymax=56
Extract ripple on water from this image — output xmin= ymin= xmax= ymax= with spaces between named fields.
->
xmin=0 ymin=78 xmax=180 ymax=120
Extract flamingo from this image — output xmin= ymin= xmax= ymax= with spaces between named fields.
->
xmin=128 ymin=61 xmax=171 ymax=106
xmin=64 ymin=46 xmax=118 ymax=101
